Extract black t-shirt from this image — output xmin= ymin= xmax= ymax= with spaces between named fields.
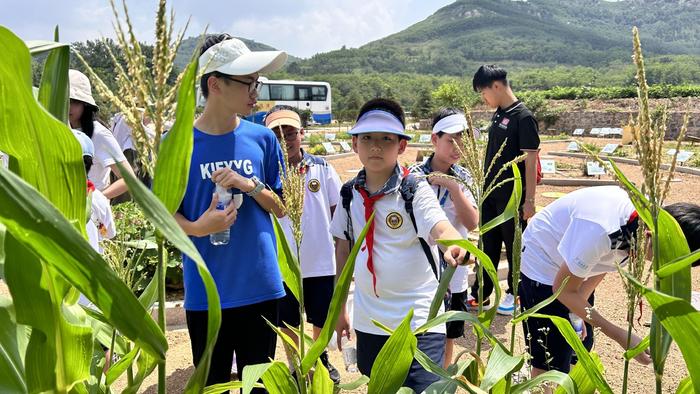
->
xmin=483 ymin=100 xmax=540 ymax=204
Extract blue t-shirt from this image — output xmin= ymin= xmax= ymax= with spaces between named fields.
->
xmin=180 ymin=119 xmax=286 ymax=310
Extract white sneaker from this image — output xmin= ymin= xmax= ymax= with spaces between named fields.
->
xmin=497 ymin=294 xmax=516 ymax=316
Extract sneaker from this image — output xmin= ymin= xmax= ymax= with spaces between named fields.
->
xmin=466 ymin=295 xmax=491 ymax=312
xmin=320 ymin=351 xmax=341 ymax=385
xmin=497 ymin=294 xmax=517 ymax=316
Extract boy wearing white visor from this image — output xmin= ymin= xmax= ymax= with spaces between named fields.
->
xmin=174 ymin=33 xmax=287 ymax=389
xmin=409 ymin=108 xmax=479 ymax=367
xmin=331 ymin=98 xmax=470 ymax=392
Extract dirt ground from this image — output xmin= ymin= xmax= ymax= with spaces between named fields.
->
xmin=2 ymin=137 xmax=698 ymax=393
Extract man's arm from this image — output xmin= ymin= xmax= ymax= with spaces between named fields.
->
xmin=521 ymin=150 xmax=538 ymax=220
xmin=174 ymin=194 xmax=237 ymax=237
xmin=430 ymin=220 xmax=468 ymax=267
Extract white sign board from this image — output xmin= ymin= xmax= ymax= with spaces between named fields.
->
xmin=667 ymin=148 xmax=678 ymax=156
xmin=573 ymin=128 xmax=585 ymax=136
xmin=601 ymin=143 xmax=619 ymax=154
xmin=324 ymin=133 xmax=336 ymax=141
xmin=540 ymin=159 xmax=556 ymax=174
xmin=567 ymin=141 xmax=580 ymax=152
xmin=339 ymin=141 xmax=352 ymax=153
xmin=611 ymin=128 xmax=623 ymax=136
xmin=586 ymin=161 xmax=606 ymax=176
xmin=321 ymin=142 xmax=336 ymax=154
xmin=0 ymin=151 xmax=8 ymax=169
xmin=589 ymin=128 xmax=600 ymax=135
xmin=676 ymin=151 xmax=694 ymax=163
xmin=418 ymin=134 xmax=431 ymax=143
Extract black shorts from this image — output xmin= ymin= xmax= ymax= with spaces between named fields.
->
xmin=356 ymin=330 xmax=445 ymax=393
xmin=446 ymin=290 xmax=469 ymax=339
xmin=519 ymin=274 xmax=595 ymax=373
xmin=278 ymin=275 xmax=335 ymax=328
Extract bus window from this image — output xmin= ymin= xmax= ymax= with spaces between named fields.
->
xmin=258 ymin=84 xmax=270 ymax=100
xmin=311 ymin=86 xmax=327 ymax=101
xmin=297 ymin=86 xmax=311 ymax=101
xmin=269 ymin=84 xmax=295 ymax=101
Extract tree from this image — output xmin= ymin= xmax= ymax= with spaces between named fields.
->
xmin=413 ymin=88 xmax=434 ymax=119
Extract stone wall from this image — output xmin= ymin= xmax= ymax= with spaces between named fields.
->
xmin=469 ymin=110 xmax=700 ymax=139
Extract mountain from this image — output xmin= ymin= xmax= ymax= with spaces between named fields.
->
xmin=174 ymin=36 xmax=300 ymax=72
xmin=287 ymin=0 xmax=700 ymax=76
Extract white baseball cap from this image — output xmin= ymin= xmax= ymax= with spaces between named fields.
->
xmin=198 ymin=38 xmax=287 ymax=76
xmin=69 ymin=69 xmax=98 ymax=109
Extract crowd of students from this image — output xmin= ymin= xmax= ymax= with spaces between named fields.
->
xmin=70 ymin=33 xmax=700 ymax=393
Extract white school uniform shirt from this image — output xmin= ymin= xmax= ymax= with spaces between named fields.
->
xmin=521 ymin=186 xmax=636 ymax=286
xmin=280 ymin=151 xmax=342 ymax=278
xmin=111 ymin=112 xmax=156 ymax=152
xmin=410 ymin=155 xmax=477 ymax=293
xmin=329 ymin=165 xmax=449 ymax=335
xmin=86 ymin=121 xmax=127 ymax=191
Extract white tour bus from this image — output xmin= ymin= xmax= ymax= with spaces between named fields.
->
xmin=250 ymin=77 xmax=333 ymax=125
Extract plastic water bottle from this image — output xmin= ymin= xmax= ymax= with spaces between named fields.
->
xmin=210 ymin=184 xmax=233 ymax=245
xmin=341 ymin=336 xmax=358 ymax=373
xmin=569 ymin=313 xmax=584 ymax=339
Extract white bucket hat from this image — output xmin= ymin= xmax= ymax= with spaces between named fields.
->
xmin=198 ymin=38 xmax=287 ymax=76
xmin=69 ymin=69 xmax=98 ymax=109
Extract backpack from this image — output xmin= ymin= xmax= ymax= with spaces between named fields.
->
xmin=339 ymin=173 xmax=440 ymax=280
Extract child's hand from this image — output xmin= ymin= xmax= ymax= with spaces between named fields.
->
xmin=335 ymin=307 xmax=352 ymax=351
xmin=212 ymin=168 xmax=253 ymax=192
xmin=443 ymin=245 xmax=467 ymax=267
xmin=194 ymin=193 xmax=237 ymax=236
xmin=427 ymin=173 xmax=459 ymax=192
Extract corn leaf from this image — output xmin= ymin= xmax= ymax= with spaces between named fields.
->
xmin=554 ymin=352 xmax=603 ymax=394
xmin=336 ymin=375 xmax=369 ymax=390
xmin=480 ymin=346 xmax=524 ymax=391
xmin=512 ymin=277 xmax=570 ymax=324
xmin=151 ymin=60 xmax=197 ymax=213
xmin=36 ymin=38 xmax=69 ymax=123
xmin=428 ymin=264 xmax=455 ymax=321
xmin=480 ymin=163 xmax=522 ymax=235
xmin=656 ymin=249 xmax=700 ymax=278
xmin=676 ymin=376 xmax=693 ymax=394
xmin=622 ymin=271 xmax=700 ymax=394
xmin=413 ymin=349 xmax=486 ymax=393
xmin=104 ymin=346 xmax=139 ymax=385
xmin=514 ymin=370 xmax=577 ymax=394
xmin=114 ymin=161 xmax=222 ymax=393
xmin=531 ymin=313 xmax=613 ymax=394
xmin=121 ymin=349 xmax=158 ymax=394
xmin=300 ymin=213 xmax=374 ymax=374
xmin=273 ymin=215 xmax=302 ymax=303
xmin=260 ymin=361 xmax=299 ymax=394
xmin=623 ymin=335 xmax=649 ymax=360
xmin=0 ymin=296 xmax=26 ymax=394
xmin=311 ymin=358 xmax=334 ymax=394
xmin=367 ymin=309 xmax=417 ymax=394
xmin=414 ymin=311 xmax=503 ymax=351
xmin=204 ymin=381 xmax=259 ymax=394
xmin=396 ymin=388 xmax=415 ymax=394
xmin=242 ymin=362 xmax=274 ymax=394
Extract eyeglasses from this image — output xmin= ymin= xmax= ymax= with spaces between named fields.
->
xmin=220 ymin=76 xmax=263 ymax=93
xmin=274 ymin=129 xmax=299 ymax=141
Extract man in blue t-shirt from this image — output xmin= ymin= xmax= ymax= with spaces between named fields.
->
xmin=174 ymin=33 xmax=288 ymax=389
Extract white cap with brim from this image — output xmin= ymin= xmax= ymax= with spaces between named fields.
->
xmin=198 ymin=38 xmax=287 ymax=76
xmin=69 ymin=69 xmax=98 ymax=109
xmin=432 ymin=113 xmax=480 ymax=139
xmin=71 ymin=129 xmax=94 ymax=158
xmin=349 ymin=110 xmax=411 ymax=140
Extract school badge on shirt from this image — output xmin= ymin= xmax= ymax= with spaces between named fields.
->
xmin=308 ymin=179 xmax=321 ymax=193
xmin=498 ymin=117 xmax=510 ymax=130
xmin=386 ymin=212 xmax=404 ymax=229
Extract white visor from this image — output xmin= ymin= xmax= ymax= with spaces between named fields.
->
xmin=349 ymin=110 xmax=410 ymax=140
xmin=432 ymin=113 xmax=468 ymax=134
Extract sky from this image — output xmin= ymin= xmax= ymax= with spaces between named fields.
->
xmin=0 ymin=0 xmax=454 ymax=58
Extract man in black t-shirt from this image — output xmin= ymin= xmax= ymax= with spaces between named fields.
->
xmin=468 ymin=65 xmax=540 ymax=316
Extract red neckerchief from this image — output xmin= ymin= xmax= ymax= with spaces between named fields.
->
xmin=358 ymin=166 xmax=410 ymax=297
xmin=86 ymin=180 xmax=95 ymax=194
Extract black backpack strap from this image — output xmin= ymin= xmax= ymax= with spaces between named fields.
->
xmin=399 ymin=174 xmax=440 ymax=281
xmin=340 ymin=178 xmax=356 ymax=248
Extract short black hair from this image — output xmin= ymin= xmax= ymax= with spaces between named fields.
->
xmin=266 ymin=105 xmax=307 ymax=128
xmin=431 ymin=107 xmax=464 ymax=137
xmin=356 ymin=98 xmax=405 ymax=127
xmin=83 ymin=155 xmax=93 ymax=174
xmin=472 ymin=65 xmax=508 ymax=92
xmin=199 ymin=33 xmax=233 ymax=99
xmin=664 ymin=202 xmax=700 ymax=265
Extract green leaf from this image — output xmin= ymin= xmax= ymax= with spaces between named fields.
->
xmin=242 ymin=362 xmax=274 ymax=394
xmin=428 ymin=264 xmax=455 ymax=321
xmin=367 ymin=309 xmax=417 ymax=394
xmin=512 ymin=276 xmax=570 ymax=324
xmin=479 ymin=346 xmax=524 ymax=391
xmin=0 ymin=296 xmax=26 ymax=394
xmin=37 ymin=38 xmax=69 ymax=123
xmin=312 ymin=358 xmax=334 ymax=394
xmin=113 ymin=161 xmax=222 ymax=394
xmin=480 ymin=163 xmax=521 ymax=235
xmin=204 ymin=381 xmax=261 ymax=394
xmin=264 ymin=317 xmax=299 ymax=356
xmin=413 ymin=350 xmax=485 ymax=393
xmin=300 ymin=213 xmax=374 ymax=374
xmin=621 ymin=270 xmax=700 ymax=394
xmin=656 ymin=249 xmax=700 ymax=278
xmin=121 ymin=348 xmax=158 ymax=394
xmin=623 ymin=335 xmax=649 ymax=360
xmin=336 ymin=375 xmax=369 ymax=390
xmin=105 ymin=346 xmax=139 ymax=385
xmin=554 ymin=352 xmax=603 ymax=394
xmin=25 ymin=40 xmax=68 ymax=55
xmin=151 ymin=60 xmax=197 ymax=213
xmin=137 ymin=274 xmax=159 ymax=310
xmin=0 ymin=223 xmax=5 ymax=278
xmin=0 ymin=169 xmax=167 ymax=360
xmin=531 ymin=313 xmax=613 ymax=394
xmin=414 ymin=311 xmax=503 ymax=350
xmin=437 ymin=239 xmax=500 ymax=329
xmin=260 ymin=361 xmax=299 ymax=394
xmin=514 ymin=370 xmax=577 ymax=394
xmin=396 ymin=388 xmax=415 ymax=394
xmin=676 ymin=376 xmax=693 ymax=394
xmin=423 ymin=378 xmax=457 ymax=394
xmin=272 ymin=214 xmax=302 ymax=303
